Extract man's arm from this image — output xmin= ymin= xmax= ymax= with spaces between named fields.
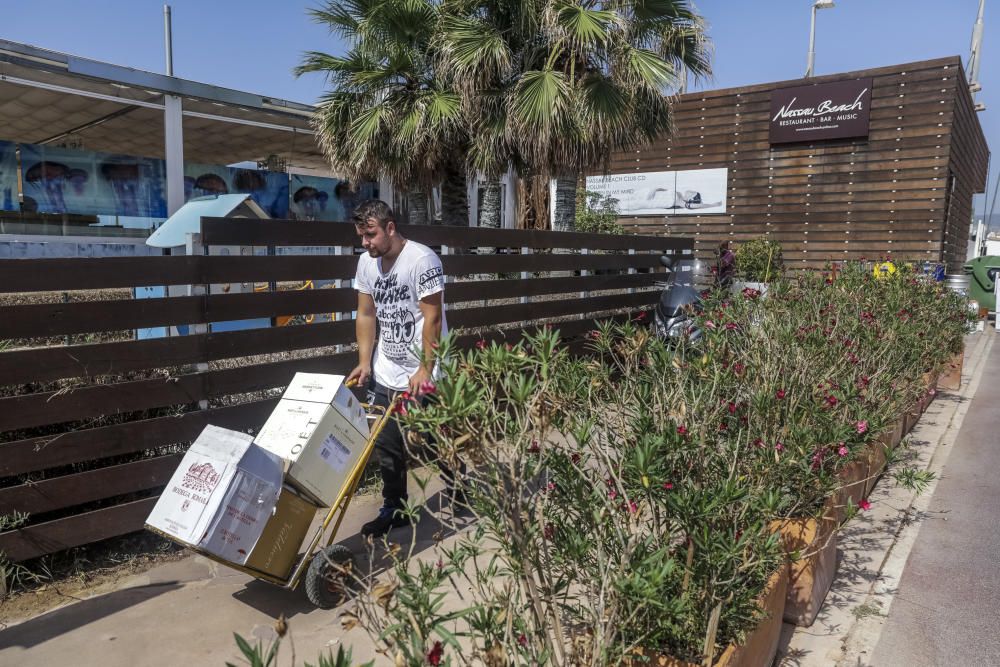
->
xmin=347 ymin=292 xmax=377 ymax=387
xmin=410 ymin=291 xmax=443 ymax=395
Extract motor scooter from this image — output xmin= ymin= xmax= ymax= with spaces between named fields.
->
xmin=652 ymin=255 xmax=705 ymax=343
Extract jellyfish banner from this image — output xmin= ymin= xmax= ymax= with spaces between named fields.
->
xmin=0 ymin=141 xmax=17 ymax=211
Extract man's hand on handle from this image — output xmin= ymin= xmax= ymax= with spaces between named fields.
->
xmin=408 ymin=366 xmax=433 ymax=397
xmin=347 ymin=364 xmax=371 ymax=388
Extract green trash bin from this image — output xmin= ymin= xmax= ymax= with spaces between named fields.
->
xmin=963 ymin=256 xmax=1000 ymax=312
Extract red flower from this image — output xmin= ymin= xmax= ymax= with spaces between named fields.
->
xmin=588 ymin=330 xmax=601 ymax=339
xmin=427 ymin=641 xmax=444 ymax=666
xmin=775 ymin=389 xmax=786 ymax=399
xmin=527 ymin=440 xmax=540 ymax=454
xmin=742 ymin=287 xmax=760 ymax=299
xmin=774 ymin=442 xmax=784 ymax=452
xmin=677 ymin=425 xmax=688 ymax=436
xmin=571 ymin=453 xmax=581 ymax=464
xmin=858 ymin=499 xmax=872 ymax=511
xmin=634 ymin=311 xmax=648 ymax=322
xmin=724 ymin=322 xmax=738 ymax=331
xmin=753 ymin=438 xmax=764 ymax=448
xmin=475 ymin=339 xmax=487 ymax=350
xmin=733 ymin=363 xmax=745 ymax=376
xmin=608 ymin=489 xmax=618 ymax=500
xmin=518 ymin=634 xmax=528 ymax=648
xmin=855 ymin=420 xmax=868 ymax=434
xmin=663 ymin=482 xmax=674 ymax=490
xmin=728 ymin=402 xmax=737 ymax=415
xmin=626 ymin=501 xmax=638 ymax=514
xmin=419 ymin=380 xmax=437 ymax=395
xmin=704 ymin=320 xmax=717 ymax=330
xmin=504 ymin=343 xmax=513 ymax=351
xmin=718 ymin=422 xmax=728 ymax=432
xmin=543 ymin=523 xmax=555 ymax=540
xmin=825 ymin=395 xmax=838 ymax=407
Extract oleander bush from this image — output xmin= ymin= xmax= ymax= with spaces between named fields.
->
xmin=344 ymin=262 xmax=972 ymax=666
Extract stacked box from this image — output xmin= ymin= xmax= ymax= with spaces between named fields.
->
xmin=254 ymin=373 xmax=371 ymax=506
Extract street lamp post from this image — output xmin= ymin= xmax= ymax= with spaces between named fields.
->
xmin=806 ymin=0 xmax=836 ymax=78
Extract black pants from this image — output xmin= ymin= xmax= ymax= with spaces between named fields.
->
xmin=368 ymin=384 xmax=461 ymax=509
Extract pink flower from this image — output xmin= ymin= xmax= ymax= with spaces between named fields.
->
xmin=855 ymin=420 xmax=868 ymax=435
xmin=545 ymin=481 xmax=556 ymax=493
xmin=838 ymin=444 xmax=849 ymax=457
xmin=676 ymin=425 xmax=688 ymax=436
xmin=753 ymin=438 xmax=764 ymax=448
xmin=775 ymin=389 xmax=786 ymax=399
xmin=733 ymin=363 xmax=745 ymax=376
xmin=724 ymin=322 xmax=738 ymax=331
xmin=419 ymin=380 xmax=437 ymax=395
xmin=475 ymin=339 xmax=487 ymax=350
xmin=427 ymin=641 xmax=444 ymax=666
xmin=742 ymin=287 xmax=760 ymax=299
xmin=588 ymin=330 xmax=601 ymax=339
xmin=662 ymin=482 xmax=674 ymax=490
xmin=719 ymin=422 xmax=728 ymax=432
xmin=518 ymin=634 xmax=528 ymax=648
xmin=858 ymin=499 xmax=872 ymax=511
xmin=825 ymin=395 xmax=839 ymax=407
xmin=627 ymin=501 xmax=638 ymax=515
xmin=527 ymin=440 xmax=540 ymax=454
xmin=728 ymin=402 xmax=737 ymax=415
xmin=704 ymin=320 xmax=717 ymax=330
xmin=775 ymin=442 xmax=784 ymax=452
xmin=608 ymin=489 xmax=618 ymax=500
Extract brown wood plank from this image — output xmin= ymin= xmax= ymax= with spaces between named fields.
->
xmin=0 ymin=496 xmax=159 ymax=562
xmin=0 ymin=289 xmax=358 ymax=339
xmin=0 ymin=320 xmax=354 ymax=387
xmin=0 ymin=399 xmax=279 ymax=477
xmin=0 ymin=255 xmax=359 ymax=293
xmin=448 ymin=291 xmax=658 ymax=329
xmin=0 ymin=454 xmax=183 ymax=516
xmin=0 ymin=351 xmax=356 ymax=433
xmin=445 ymin=272 xmax=661 ymax=302
xmin=201 ymin=218 xmax=695 ymax=252
xmin=441 ymin=253 xmax=663 ymax=275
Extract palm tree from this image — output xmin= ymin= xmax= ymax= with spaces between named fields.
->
xmin=437 ymin=0 xmax=711 ymax=230
xmin=296 ymin=0 xmax=470 ymax=225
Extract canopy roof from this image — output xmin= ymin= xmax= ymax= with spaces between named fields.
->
xmin=0 ymin=39 xmax=328 ymax=170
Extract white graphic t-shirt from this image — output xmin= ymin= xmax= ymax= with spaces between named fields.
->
xmin=355 ymin=240 xmax=448 ymax=391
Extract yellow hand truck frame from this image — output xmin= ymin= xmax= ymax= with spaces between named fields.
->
xmin=148 ymin=380 xmax=397 ymax=609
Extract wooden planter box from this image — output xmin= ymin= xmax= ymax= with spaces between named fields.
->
xmin=902 ymin=402 xmax=921 ymax=436
xmin=864 ymin=442 xmax=888 ymax=497
xmin=879 ymin=419 xmax=905 ymax=451
xmin=938 ymin=351 xmax=964 ymax=392
xmin=830 ymin=458 xmax=867 ymax=524
xmin=770 ymin=514 xmax=837 ymax=627
xmin=627 ymin=565 xmax=789 ymax=667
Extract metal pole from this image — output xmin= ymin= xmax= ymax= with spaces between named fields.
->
xmin=806 ymin=4 xmax=817 ymax=77
xmin=164 ymin=5 xmax=174 ymax=76
xmin=968 ymin=0 xmax=985 ymax=101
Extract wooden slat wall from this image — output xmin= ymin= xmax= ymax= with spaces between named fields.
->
xmin=0 ymin=224 xmax=691 ymax=562
xmin=606 ymin=57 xmax=989 ymax=270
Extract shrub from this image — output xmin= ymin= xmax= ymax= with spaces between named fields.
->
xmin=735 ymin=238 xmax=784 ymax=282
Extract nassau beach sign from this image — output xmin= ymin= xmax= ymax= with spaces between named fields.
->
xmin=769 ymin=78 xmax=872 ymax=144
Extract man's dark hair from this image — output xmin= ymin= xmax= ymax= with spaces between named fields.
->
xmin=352 ymin=199 xmax=395 ymax=228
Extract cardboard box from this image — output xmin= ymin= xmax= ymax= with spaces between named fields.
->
xmin=244 ymin=485 xmax=318 ymax=579
xmin=254 ymin=373 xmax=372 ymax=506
xmin=146 ymin=424 xmax=284 ymax=566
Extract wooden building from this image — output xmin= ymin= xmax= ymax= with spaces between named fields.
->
xmin=601 ymin=57 xmax=989 ymax=271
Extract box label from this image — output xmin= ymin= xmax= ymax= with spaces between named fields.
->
xmin=319 ymin=433 xmax=352 ymax=472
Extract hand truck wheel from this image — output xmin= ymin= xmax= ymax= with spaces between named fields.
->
xmin=305 ymin=544 xmax=356 ymax=609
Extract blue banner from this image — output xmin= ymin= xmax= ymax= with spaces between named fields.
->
xmin=20 ymin=143 xmax=168 ymax=218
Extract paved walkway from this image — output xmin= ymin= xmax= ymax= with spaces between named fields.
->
xmin=870 ymin=332 xmax=1000 ymax=665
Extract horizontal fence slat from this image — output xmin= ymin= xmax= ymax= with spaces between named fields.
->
xmin=0 ymin=320 xmax=354 ymax=387
xmin=0 ymin=454 xmax=182 ymax=516
xmin=0 ymin=254 xmax=663 ymax=293
xmin=0 ymin=256 xmax=359 ymax=293
xmin=0 ymin=497 xmax=159 ymax=562
xmin=442 ymin=254 xmax=662 ymax=275
xmin=0 ymin=289 xmax=358 ymax=339
xmin=0 ymin=399 xmax=279 ymax=477
xmin=0 ymin=351 xmax=357 ymax=434
xmin=445 ymin=272 xmax=661 ymax=302
xmin=449 ymin=291 xmax=657 ymax=329
xmin=1 ymin=274 xmax=661 ymax=339
xmin=200 ymin=218 xmax=695 ymax=252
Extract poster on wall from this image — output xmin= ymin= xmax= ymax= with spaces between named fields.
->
xmin=0 ymin=141 xmax=17 ymax=211
xmin=585 ymin=167 xmax=728 ymax=216
xmin=19 ymin=144 xmax=168 ymax=218
xmin=289 ymin=175 xmax=377 ymax=221
xmin=230 ymin=168 xmax=289 ymax=219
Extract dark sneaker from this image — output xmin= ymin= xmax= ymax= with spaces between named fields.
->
xmin=361 ymin=505 xmax=411 ymax=538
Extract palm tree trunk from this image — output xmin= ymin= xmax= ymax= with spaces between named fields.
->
xmin=515 ymin=175 xmax=550 ymax=231
xmin=552 ymin=176 xmax=577 ymax=233
xmin=479 ymin=180 xmax=502 ymax=231
xmin=440 ymin=162 xmax=469 ymax=227
xmin=406 ymin=188 xmax=429 ymax=225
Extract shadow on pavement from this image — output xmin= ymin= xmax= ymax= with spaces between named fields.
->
xmin=0 ymin=581 xmax=181 ymax=650
xmin=230 ymin=489 xmax=474 ymax=619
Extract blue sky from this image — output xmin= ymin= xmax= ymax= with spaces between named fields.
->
xmin=3 ymin=0 xmax=997 ymax=217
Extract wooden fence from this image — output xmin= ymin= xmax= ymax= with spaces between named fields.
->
xmin=0 ymin=220 xmax=692 ymax=562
